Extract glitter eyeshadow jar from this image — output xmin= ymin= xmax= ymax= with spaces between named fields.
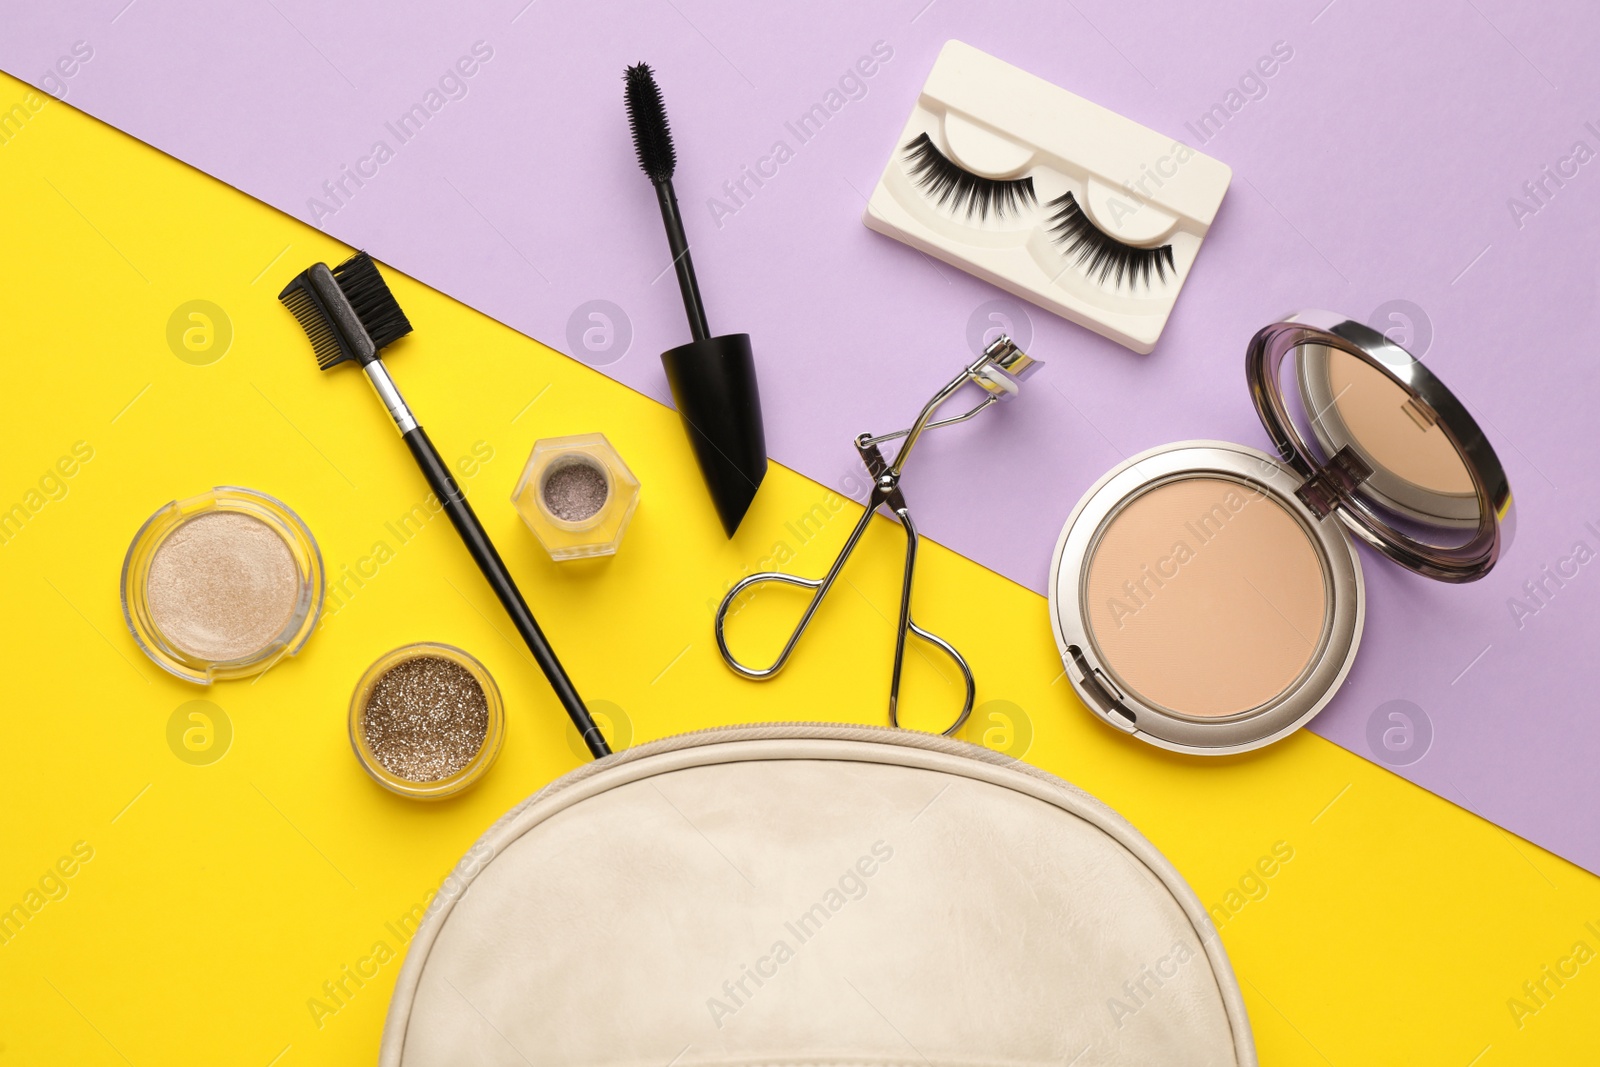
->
xmin=511 ymin=433 xmax=641 ymax=560
xmin=348 ymin=643 xmax=505 ymax=800
xmin=122 ymin=486 xmax=325 ymax=684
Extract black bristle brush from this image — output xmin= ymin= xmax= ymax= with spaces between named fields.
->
xmin=279 ymin=252 xmax=610 ymax=759
xmin=625 ymin=62 xmax=768 ymax=537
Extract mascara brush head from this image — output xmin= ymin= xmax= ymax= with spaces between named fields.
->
xmin=624 ymin=62 xmax=676 ymax=184
xmin=278 ymin=251 xmax=413 ymax=370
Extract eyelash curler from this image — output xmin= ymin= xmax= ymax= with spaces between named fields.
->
xmin=714 ymin=335 xmax=1042 ymax=737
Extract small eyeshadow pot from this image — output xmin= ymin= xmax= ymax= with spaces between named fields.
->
xmin=511 ymin=433 xmax=641 ymax=560
xmin=348 ymin=643 xmax=505 ymax=800
xmin=122 ymin=486 xmax=325 ymax=684
xmin=1049 ymin=311 xmax=1513 ymax=755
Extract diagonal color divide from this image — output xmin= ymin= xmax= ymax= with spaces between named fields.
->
xmin=1 ymin=1 xmax=1598 ymax=875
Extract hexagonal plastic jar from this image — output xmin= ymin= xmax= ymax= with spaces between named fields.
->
xmin=511 ymin=433 xmax=640 ymax=560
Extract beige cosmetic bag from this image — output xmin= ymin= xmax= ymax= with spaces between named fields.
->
xmin=380 ymin=723 xmax=1256 ymax=1066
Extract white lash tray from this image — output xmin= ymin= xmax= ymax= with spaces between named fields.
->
xmin=864 ymin=40 xmax=1232 ymax=354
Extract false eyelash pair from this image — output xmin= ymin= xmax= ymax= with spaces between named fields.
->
xmin=902 ymin=132 xmax=1176 ymax=291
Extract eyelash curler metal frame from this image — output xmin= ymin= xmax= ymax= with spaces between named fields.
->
xmin=714 ymin=335 xmax=1042 ymax=736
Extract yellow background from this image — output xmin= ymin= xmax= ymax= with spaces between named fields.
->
xmin=1 ymin=71 xmax=1597 ymax=1063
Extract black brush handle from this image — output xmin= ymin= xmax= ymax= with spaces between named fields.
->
xmin=401 ymin=426 xmax=611 ymax=759
xmin=654 ymin=177 xmax=710 ymax=342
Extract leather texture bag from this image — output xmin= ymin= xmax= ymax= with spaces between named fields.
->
xmin=380 ymin=723 xmax=1256 ymax=1066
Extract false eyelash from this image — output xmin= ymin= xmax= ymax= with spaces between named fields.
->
xmin=1046 ymin=192 xmax=1176 ymax=289
xmin=902 ymin=132 xmax=1036 ymax=220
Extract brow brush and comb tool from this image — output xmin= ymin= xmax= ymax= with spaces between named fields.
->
xmin=625 ymin=62 xmax=768 ymax=537
xmin=278 ymin=252 xmax=610 ymax=759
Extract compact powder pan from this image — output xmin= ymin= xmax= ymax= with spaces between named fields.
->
xmin=1049 ymin=311 xmax=1513 ymax=755
xmin=1083 ymin=476 xmax=1328 ymax=719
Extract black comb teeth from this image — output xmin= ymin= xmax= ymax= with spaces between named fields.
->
xmin=278 ymin=279 xmax=351 ymax=370
xmin=278 ymin=251 xmax=413 ymax=371
xmin=624 ymin=63 xmax=676 ymax=183
xmin=331 ymin=251 xmax=413 ymax=351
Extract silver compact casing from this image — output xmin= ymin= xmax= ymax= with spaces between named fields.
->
xmin=1250 ymin=312 xmax=1513 ymax=581
xmin=1048 ymin=441 xmax=1363 ymax=755
xmin=1049 ymin=310 xmax=1513 ymax=756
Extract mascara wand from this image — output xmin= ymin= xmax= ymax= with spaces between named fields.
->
xmin=278 ymin=252 xmax=611 ymax=760
xmin=625 ymin=63 xmax=708 ymax=343
xmin=625 ymin=62 xmax=768 ymax=537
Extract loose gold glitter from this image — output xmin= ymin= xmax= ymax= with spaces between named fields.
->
xmin=361 ymin=655 xmax=489 ymax=782
xmin=146 ymin=511 xmax=301 ymax=662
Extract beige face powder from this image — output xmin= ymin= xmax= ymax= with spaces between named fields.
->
xmin=1084 ymin=476 xmax=1328 ymax=717
xmin=146 ymin=511 xmax=302 ymax=662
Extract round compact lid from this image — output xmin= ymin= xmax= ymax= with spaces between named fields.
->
xmin=380 ymin=724 xmax=1256 ymax=1067
xmin=1246 ymin=311 xmax=1513 ymax=582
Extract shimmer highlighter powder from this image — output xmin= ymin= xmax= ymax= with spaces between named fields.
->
xmin=350 ymin=643 xmax=505 ymax=798
xmin=1083 ymin=476 xmax=1328 ymax=717
xmin=146 ymin=511 xmax=301 ymax=662
xmin=124 ymin=488 xmax=324 ymax=683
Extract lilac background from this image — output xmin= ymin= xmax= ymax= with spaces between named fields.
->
xmin=7 ymin=0 xmax=1598 ymax=871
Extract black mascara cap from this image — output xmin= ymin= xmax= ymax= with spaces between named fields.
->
xmin=660 ymin=333 xmax=767 ymax=537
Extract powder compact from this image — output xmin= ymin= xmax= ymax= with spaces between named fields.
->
xmin=122 ymin=486 xmax=324 ymax=683
xmin=1049 ymin=310 xmax=1513 ymax=755
xmin=349 ymin=642 xmax=505 ymax=799
xmin=512 ymin=433 xmax=641 ymax=560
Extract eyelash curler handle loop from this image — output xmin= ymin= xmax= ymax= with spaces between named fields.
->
xmin=714 ymin=497 xmax=880 ymax=681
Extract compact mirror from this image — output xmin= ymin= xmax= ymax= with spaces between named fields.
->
xmin=1050 ymin=309 xmax=1514 ymax=755
xmin=1249 ymin=312 xmax=1512 ymax=582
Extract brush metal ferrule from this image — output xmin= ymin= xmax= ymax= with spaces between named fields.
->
xmin=363 ymin=360 xmax=418 ymax=434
